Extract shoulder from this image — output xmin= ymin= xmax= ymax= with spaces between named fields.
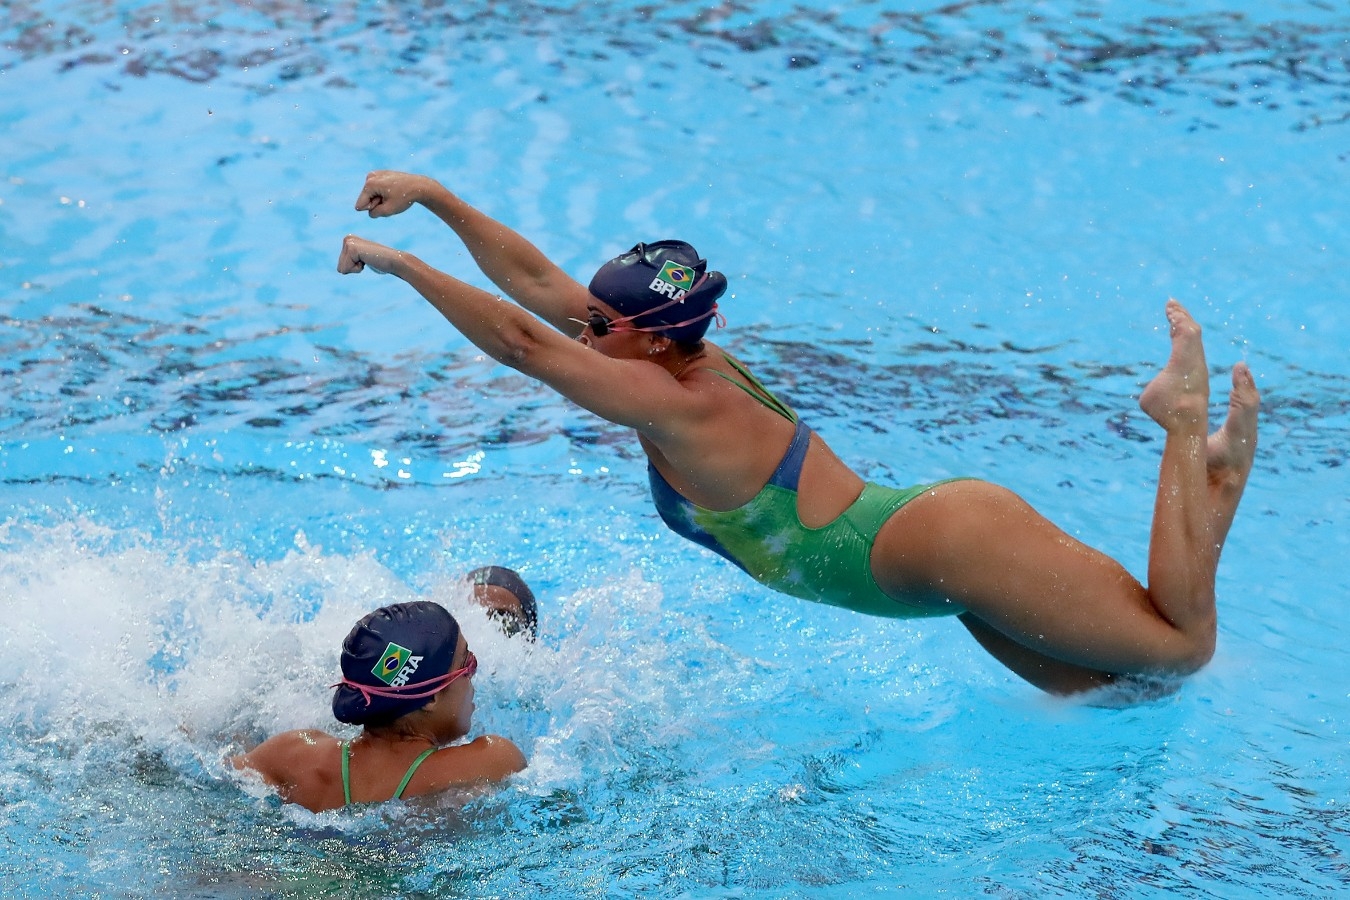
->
xmin=418 ymin=734 xmax=527 ymax=791
xmin=670 ymin=345 xmax=786 ymax=421
xmin=258 ymin=728 xmax=341 ymax=753
xmin=468 ymin=733 xmax=527 ymax=763
xmin=232 ymin=729 xmax=339 ymax=784
xmin=451 ymin=734 xmax=527 ymax=773
xmin=691 ymin=344 xmax=767 ymax=390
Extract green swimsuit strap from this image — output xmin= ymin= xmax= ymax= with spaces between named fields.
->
xmin=341 ymin=740 xmax=353 ymax=807
xmin=713 ymin=355 xmax=798 ymax=422
xmin=393 ymin=747 xmax=439 ymax=800
xmin=341 ymin=742 xmax=438 ymax=806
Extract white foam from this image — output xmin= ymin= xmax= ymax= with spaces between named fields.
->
xmin=0 ymin=519 xmax=697 ymax=801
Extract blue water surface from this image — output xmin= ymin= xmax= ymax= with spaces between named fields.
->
xmin=2 ymin=1 xmax=1348 ymax=897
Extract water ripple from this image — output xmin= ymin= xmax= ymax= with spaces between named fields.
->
xmin=2 ymin=307 xmax=1343 ymax=489
xmin=5 ymin=1 xmax=1350 ymax=133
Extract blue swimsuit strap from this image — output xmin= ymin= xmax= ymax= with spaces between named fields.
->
xmin=767 ymin=419 xmax=812 ymax=491
xmin=707 ymin=356 xmax=809 ymax=491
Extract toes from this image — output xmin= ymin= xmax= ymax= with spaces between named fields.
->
xmin=1229 ymin=362 xmax=1260 ymax=408
xmin=1163 ymin=301 xmax=1204 ymax=350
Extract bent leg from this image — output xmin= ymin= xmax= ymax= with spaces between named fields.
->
xmin=1137 ymin=299 xmax=1215 ymax=639
xmin=870 ymin=300 xmax=1255 ymax=686
xmin=1207 ymin=362 xmax=1260 ymax=558
xmin=957 ymin=614 xmax=1117 ymax=695
xmin=871 ymin=478 xmax=1205 ymax=676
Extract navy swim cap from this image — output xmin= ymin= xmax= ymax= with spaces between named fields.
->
xmin=588 ymin=240 xmax=728 ymax=344
xmin=468 ymin=565 xmax=538 ymax=638
xmin=331 ymin=601 xmax=460 ymax=726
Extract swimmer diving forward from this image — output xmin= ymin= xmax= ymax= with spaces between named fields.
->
xmin=337 ymin=170 xmax=1259 ymax=696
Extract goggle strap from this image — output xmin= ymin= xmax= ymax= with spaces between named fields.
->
xmin=616 ymin=304 xmax=721 ymax=334
xmin=328 ymin=661 xmax=473 ymax=707
xmin=610 ymin=276 xmax=712 ymax=329
xmin=606 ymin=274 xmax=720 ymax=333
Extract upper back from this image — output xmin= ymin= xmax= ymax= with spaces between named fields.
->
xmin=638 ymin=347 xmax=806 ymax=509
xmin=705 ymin=353 xmax=797 ymax=422
xmin=233 ymin=730 xmax=527 ymax=813
xmin=232 ymin=729 xmax=347 ymax=812
xmin=638 ymin=346 xmax=868 ymax=526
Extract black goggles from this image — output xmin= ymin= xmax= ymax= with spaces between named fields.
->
xmin=585 ymin=309 xmax=618 ymax=336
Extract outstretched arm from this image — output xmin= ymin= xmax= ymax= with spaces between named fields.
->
xmin=337 ymin=235 xmax=704 ymax=437
xmin=354 ymin=171 xmax=591 ymax=333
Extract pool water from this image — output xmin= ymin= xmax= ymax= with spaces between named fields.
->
xmin=2 ymin=1 xmax=1348 ymax=896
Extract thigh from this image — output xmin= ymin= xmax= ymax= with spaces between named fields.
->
xmin=870 ymin=480 xmax=1196 ymax=674
xmin=958 ymin=614 xmax=1115 ymax=694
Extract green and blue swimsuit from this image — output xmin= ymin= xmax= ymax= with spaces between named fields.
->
xmin=648 ymin=357 xmax=962 ymax=619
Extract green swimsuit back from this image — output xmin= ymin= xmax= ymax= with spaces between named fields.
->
xmin=340 ymin=741 xmax=438 ymax=806
xmin=646 ymin=356 xmax=965 ymax=619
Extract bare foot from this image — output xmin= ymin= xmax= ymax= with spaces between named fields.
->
xmin=1207 ymin=361 xmax=1259 ymax=494
xmin=1140 ymin=298 xmax=1210 ymax=432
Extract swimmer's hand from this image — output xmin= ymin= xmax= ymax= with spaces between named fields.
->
xmin=354 ymin=170 xmax=437 ymax=218
xmin=338 ymin=235 xmax=402 ymax=275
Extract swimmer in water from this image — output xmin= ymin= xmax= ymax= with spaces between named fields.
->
xmin=466 ymin=565 xmax=538 ymax=640
xmin=336 ymin=170 xmax=1259 ymax=696
xmin=231 ymin=601 xmax=525 ymax=811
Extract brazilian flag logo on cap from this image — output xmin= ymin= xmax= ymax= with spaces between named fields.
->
xmin=655 ymin=261 xmax=695 ymax=293
xmin=372 ymin=641 xmax=413 ymax=685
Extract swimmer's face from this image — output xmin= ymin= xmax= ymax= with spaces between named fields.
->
xmin=435 ymin=634 xmax=476 ymax=739
xmin=472 ymin=583 xmax=532 ymax=638
xmin=574 ymin=300 xmax=647 ymax=358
